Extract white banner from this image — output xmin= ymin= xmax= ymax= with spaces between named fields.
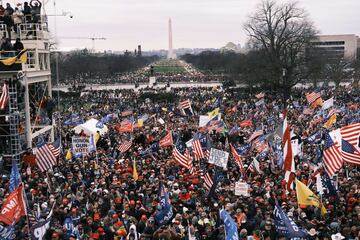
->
xmin=234 ymin=181 xmax=249 ymax=196
xmin=186 ymin=138 xmax=194 ymax=148
xmin=72 ymin=137 xmax=90 ymax=154
xmin=322 ymin=97 xmax=334 ymax=110
xmin=199 ymin=115 xmax=211 ymax=127
xmin=208 ymin=148 xmax=229 ymax=169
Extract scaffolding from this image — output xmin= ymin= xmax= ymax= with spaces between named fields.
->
xmin=0 ymin=19 xmax=53 ymax=167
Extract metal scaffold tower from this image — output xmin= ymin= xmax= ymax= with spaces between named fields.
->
xmin=0 ymin=14 xmax=54 ymax=168
xmin=8 ymin=80 xmax=22 ymax=163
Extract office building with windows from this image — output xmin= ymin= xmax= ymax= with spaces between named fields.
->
xmin=311 ymin=34 xmax=360 ymax=60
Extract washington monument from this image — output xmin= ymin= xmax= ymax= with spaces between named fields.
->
xmin=167 ymin=18 xmax=176 ymax=59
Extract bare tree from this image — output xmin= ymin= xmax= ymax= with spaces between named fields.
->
xmin=324 ymin=58 xmax=352 ymax=87
xmin=244 ymin=0 xmax=317 ymax=99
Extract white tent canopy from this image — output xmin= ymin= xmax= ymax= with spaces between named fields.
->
xmin=73 ymin=118 xmax=108 ymax=136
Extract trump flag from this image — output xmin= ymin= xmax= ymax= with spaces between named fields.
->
xmin=0 ymin=184 xmax=27 ymax=225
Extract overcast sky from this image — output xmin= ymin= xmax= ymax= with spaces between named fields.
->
xmin=26 ymin=0 xmax=360 ymax=51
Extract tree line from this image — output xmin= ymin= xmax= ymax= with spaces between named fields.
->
xmin=50 ymin=49 xmax=159 ymax=84
xmin=182 ymin=0 xmax=359 ymax=97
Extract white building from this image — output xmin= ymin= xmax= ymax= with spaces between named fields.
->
xmin=311 ymin=34 xmax=360 ymax=60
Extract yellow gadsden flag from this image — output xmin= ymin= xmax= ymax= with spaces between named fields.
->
xmin=295 ymin=179 xmax=327 ymax=215
xmin=65 ymin=149 xmax=72 ymax=160
xmin=207 ymin=108 xmax=220 ymax=119
xmin=0 ymin=49 xmax=28 ymax=66
xmin=133 ymin=160 xmax=138 ymax=181
xmin=323 ymin=114 xmax=336 ymax=129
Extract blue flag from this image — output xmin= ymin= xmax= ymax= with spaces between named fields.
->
xmin=229 ymin=125 xmax=240 ymax=136
xmin=220 ymin=209 xmax=239 ymax=240
xmin=96 ymin=121 xmax=104 ymax=129
xmin=63 ymin=217 xmax=74 ymax=238
xmin=207 ymin=170 xmax=223 ymax=198
xmin=154 ymin=183 xmax=173 ymax=225
xmin=89 ymin=134 xmax=97 ymax=152
xmin=64 ymin=114 xmax=83 ymax=126
xmin=306 ymin=132 xmax=321 ymax=144
xmin=321 ymin=171 xmax=338 ymax=201
xmin=273 ymin=200 xmax=307 ymax=238
xmin=0 ymin=223 xmax=15 ymax=240
xmin=235 ymin=144 xmax=250 ymax=155
xmin=213 ymin=97 xmax=221 ymax=108
xmin=9 ymin=161 xmax=21 ymax=193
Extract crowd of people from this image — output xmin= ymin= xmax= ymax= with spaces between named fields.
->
xmin=0 ymin=85 xmax=359 ymax=239
xmin=0 ymin=0 xmax=42 ymax=40
xmin=57 ymin=70 xmax=229 ymax=87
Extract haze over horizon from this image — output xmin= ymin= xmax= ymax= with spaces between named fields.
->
xmin=34 ymin=0 xmax=360 ymax=52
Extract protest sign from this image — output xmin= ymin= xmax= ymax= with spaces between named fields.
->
xmin=72 ymin=137 xmax=90 ymax=154
xmin=208 ymin=148 xmax=229 ymax=169
xmin=234 ymin=181 xmax=249 ymax=196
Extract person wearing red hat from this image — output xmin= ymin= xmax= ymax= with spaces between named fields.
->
xmin=136 ymin=214 xmax=148 ymax=234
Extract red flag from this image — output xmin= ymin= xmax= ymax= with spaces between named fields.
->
xmin=116 ymin=122 xmax=134 ymax=133
xmin=230 ymin=144 xmax=246 ymax=175
xmin=240 ymin=119 xmax=252 ymax=128
xmin=0 ymin=184 xmax=27 ymax=225
xmin=160 ymin=131 xmax=173 ymax=148
xmin=282 ymin=116 xmax=295 ymax=192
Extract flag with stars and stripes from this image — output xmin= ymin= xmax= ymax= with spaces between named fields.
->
xmin=178 ymin=99 xmax=194 ymax=116
xmin=306 ymin=91 xmax=321 ymax=104
xmin=192 ymin=133 xmax=205 ymax=161
xmin=173 ymin=140 xmax=192 ymax=171
xmin=35 ymin=136 xmax=59 ymax=172
xmin=323 ymin=132 xmax=343 ymax=177
xmin=340 ymin=123 xmax=360 ymax=165
xmin=118 ymin=141 xmax=133 ymax=153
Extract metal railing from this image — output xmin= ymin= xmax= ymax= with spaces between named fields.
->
xmin=18 ymin=23 xmax=48 ymax=41
xmin=0 ymin=15 xmax=49 ymax=41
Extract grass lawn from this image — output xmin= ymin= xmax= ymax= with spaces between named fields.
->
xmin=153 ymin=59 xmax=186 ymax=74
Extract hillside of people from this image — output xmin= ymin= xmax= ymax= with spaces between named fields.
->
xmin=2 ymin=85 xmax=359 ymax=239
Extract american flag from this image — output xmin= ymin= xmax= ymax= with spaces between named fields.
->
xmin=160 ymin=131 xmax=173 ymax=148
xmin=340 ymin=123 xmax=360 ymax=165
xmin=178 ymin=99 xmax=193 ymax=116
xmin=118 ymin=141 xmax=132 ymax=153
xmin=248 ymin=130 xmax=263 ymax=142
xmin=248 ymin=158 xmax=261 ymax=173
xmin=252 ymin=137 xmax=269 ymax=153
xmin=230 ymin=144 xmax=245 ymax=174
xmin=201 ymin=172 xmax=213 ymax=191
xmin=306 ymin=92 xmax=321 ymax=104
xmin=323 ymin=132 xmax=343 ymax=176
xmin=0 ymin=83 xmax=9 ymax=110
xmin=192 ymin=133 xmax=205 ymax=161
xmin=35 ymin=137 xmax=59 ymax=172
xmin=173 ymin=140 xmax=192 ymax=170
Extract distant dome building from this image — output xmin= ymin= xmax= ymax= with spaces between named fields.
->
xmin=220 ymin=42 xmax=242 ymax=53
